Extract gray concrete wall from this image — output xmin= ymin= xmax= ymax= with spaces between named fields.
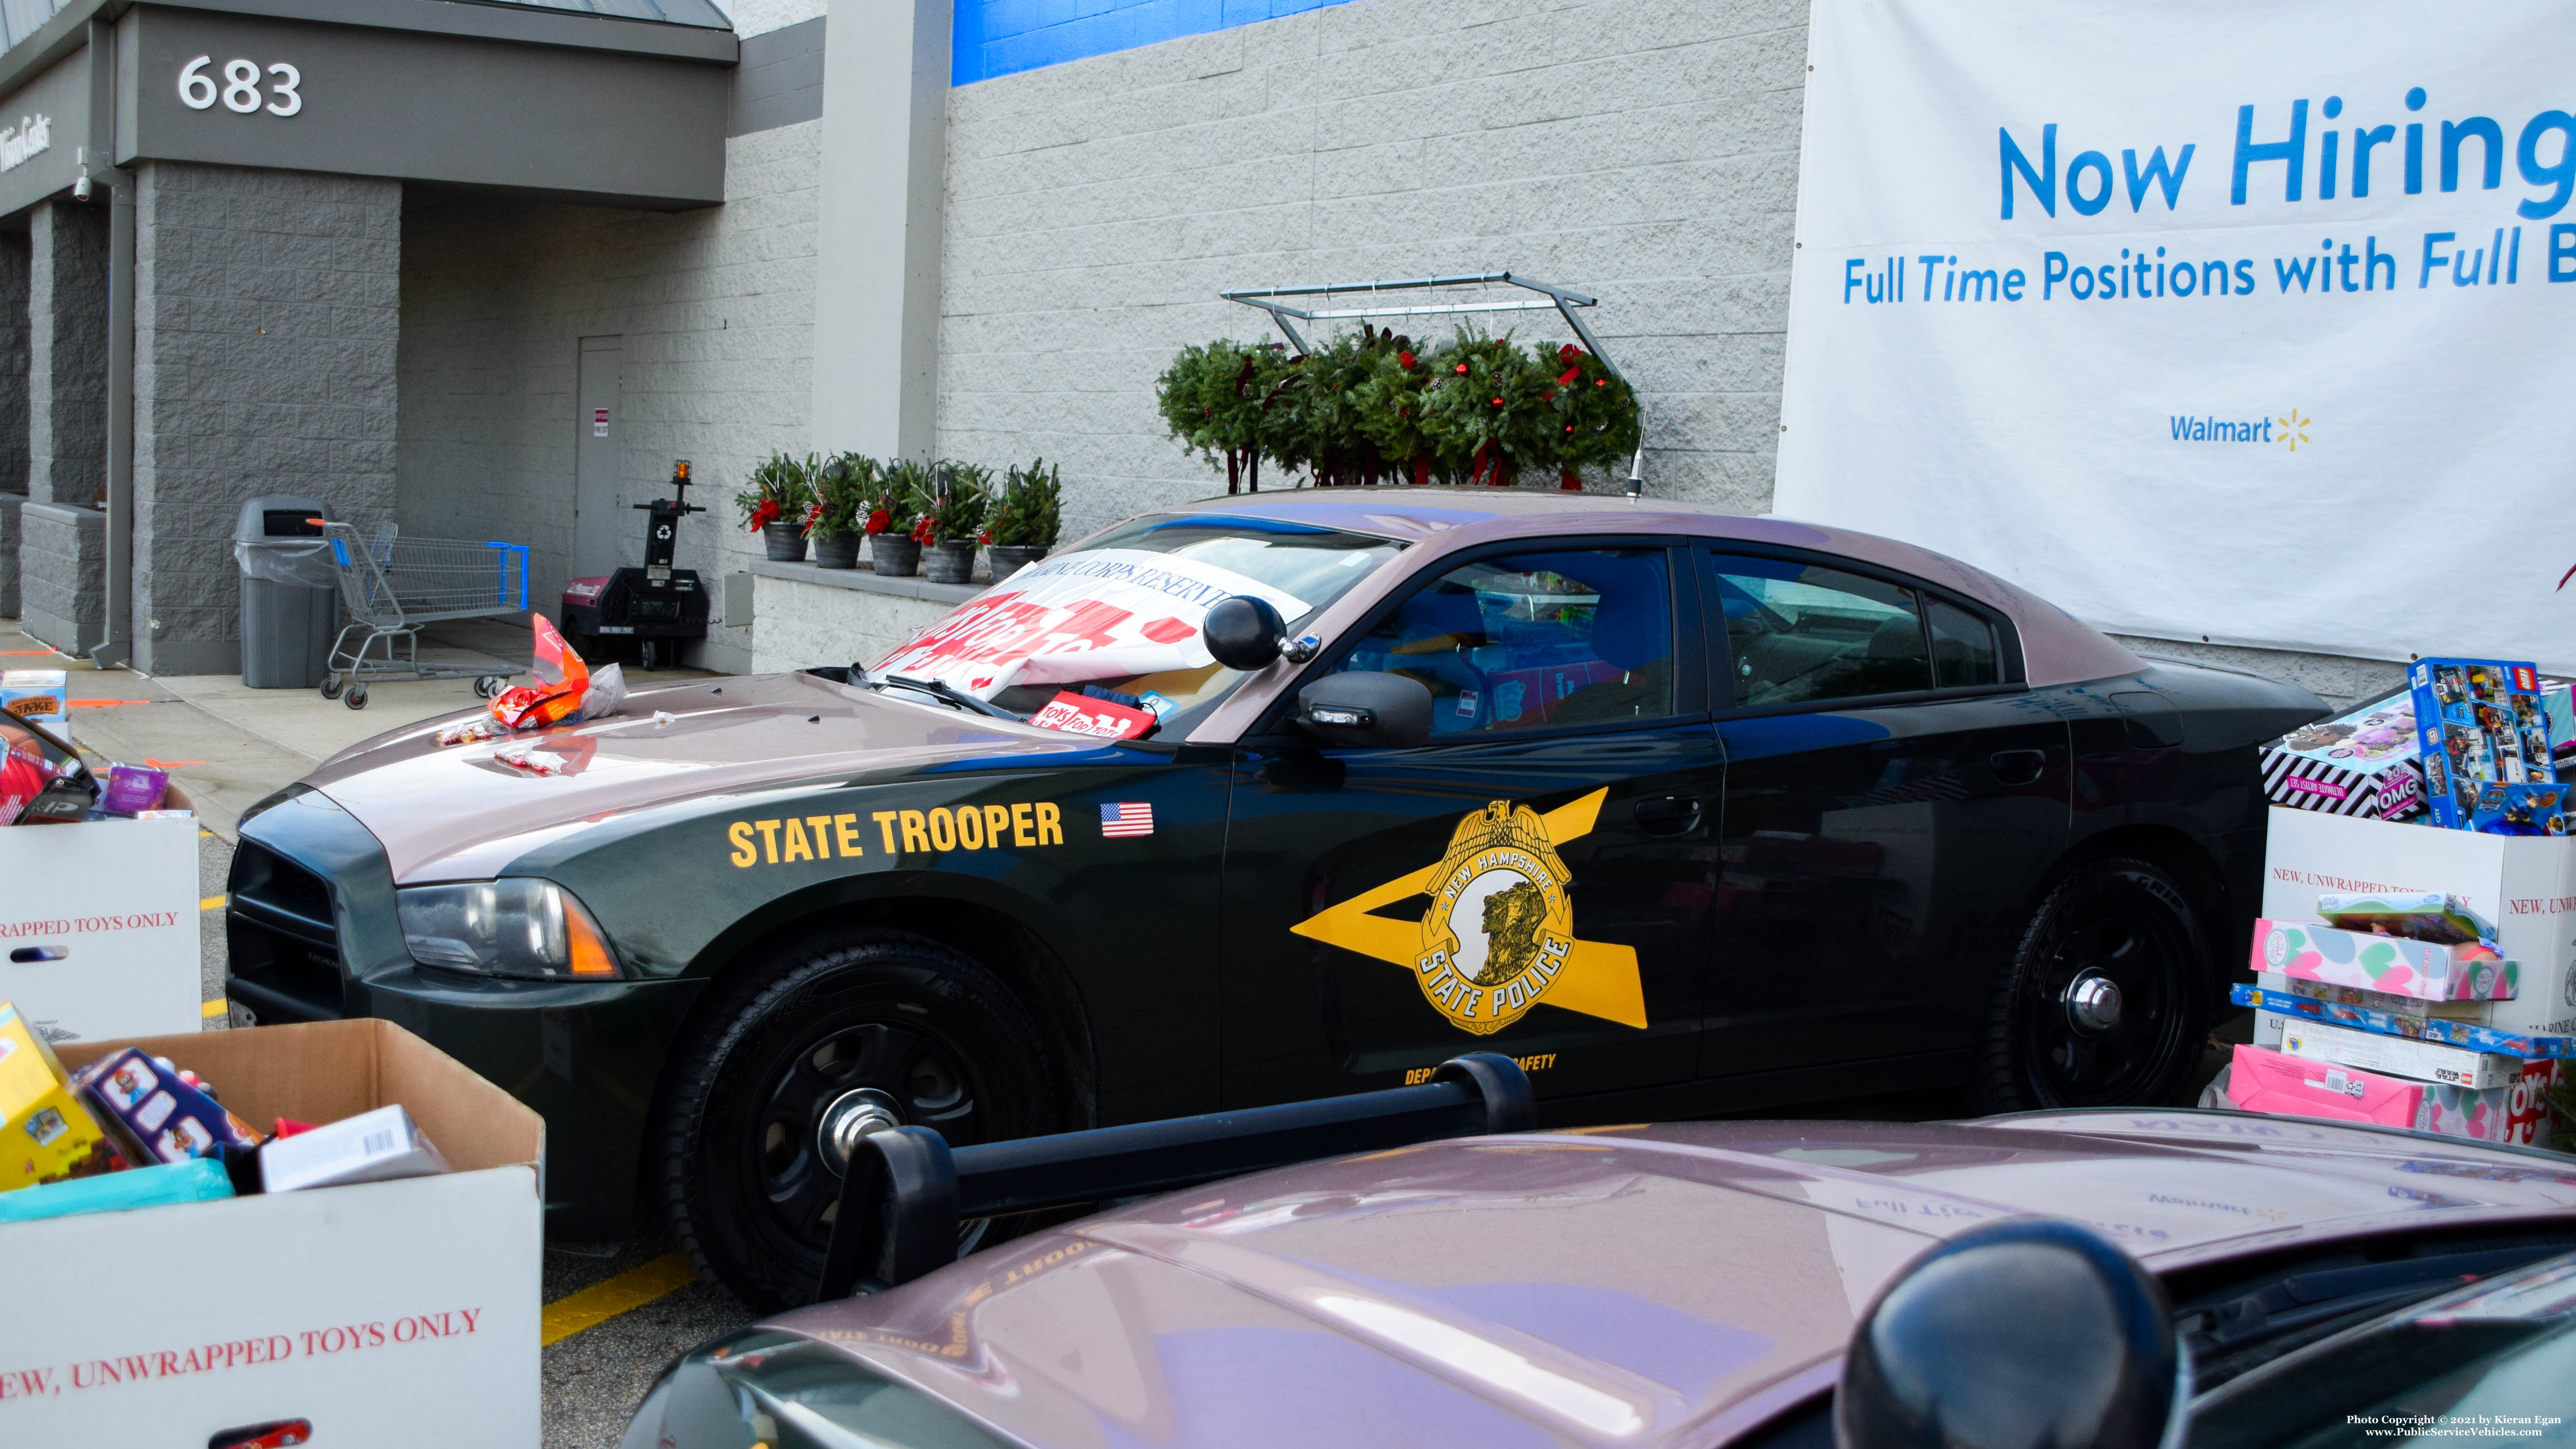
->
xmin=931 ymin=0 xmax=1802 ymax=543
xmin=0 ymin=229 xmax=26 ymax=619
xmin=396 ymin=118 xmax=823 ymax=674
xmin=28 ymin=199 xmax=104 ymax=509
xmin=133 ymin=162 xmax=403 ymax=675
xmin=19 ymin=499 xmax=101 ymax=653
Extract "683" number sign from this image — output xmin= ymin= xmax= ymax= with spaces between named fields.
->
xmin=176 ymin=56 xmax=301 ymax=117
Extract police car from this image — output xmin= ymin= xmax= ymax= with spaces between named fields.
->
xmin=223 ymin=490 xmax=2322 ymax=1308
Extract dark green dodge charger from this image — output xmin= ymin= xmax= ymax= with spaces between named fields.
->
xmin=225 ymin=489 xmax=2322 ymax=1309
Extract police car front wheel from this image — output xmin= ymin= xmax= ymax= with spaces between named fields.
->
xmin=651 ymin=930 xmax=1060 ymax=1313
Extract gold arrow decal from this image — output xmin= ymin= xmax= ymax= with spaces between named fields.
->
xmin=1292 ymin=788 xmax=1645 ymax=1034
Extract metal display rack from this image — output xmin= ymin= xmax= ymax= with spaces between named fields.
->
xmin=1220 ymin=271 xmax=1646 ymax=495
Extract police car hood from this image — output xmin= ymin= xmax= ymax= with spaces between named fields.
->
xmin=760 ymin=1114 xmax=2576 ymax=1449
xmin=302 ymin=671 xmax=1104 ymax=885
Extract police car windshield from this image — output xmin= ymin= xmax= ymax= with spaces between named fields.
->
xmin=868 ymin=514 xmax=1404 ymax=731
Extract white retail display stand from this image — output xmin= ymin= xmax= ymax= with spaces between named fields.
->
xmin=2260 ymin=805 xmax=2576 ymax=1041
xmin=0 ymin=795 xmax=201 ymax=1044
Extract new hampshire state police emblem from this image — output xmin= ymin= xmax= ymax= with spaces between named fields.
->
xmin=1292 ymin=788 xmax=1646 ymax=1036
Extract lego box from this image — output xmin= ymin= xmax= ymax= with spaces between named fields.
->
xmin=0 ymin=1020 xmax=542 ymax=1446
xmin=2410 ymin=658 xmax=2561 ymax=832
xmin=2261 ymin=806 xmax=2576 ymax=1040
xmin=2279 ymin=1017 xmax=2528 ymax=1090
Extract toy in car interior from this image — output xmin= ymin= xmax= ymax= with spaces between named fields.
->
xmin=224 ymin=489 xmax=2325 ymax=1308
xmin=621 ymin=1055 xmax=2576 ymax=1449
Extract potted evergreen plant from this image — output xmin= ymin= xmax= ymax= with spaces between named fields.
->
xmin=921 ymin=462 xmax=992 ymax=585
xmin=987 ymin=459 xmax=1061 ymax=581
xmin=871 ymin=459 xmax=933 ymax=577
xmin=738 ymin=452 xmax=816 ymax=562
xmin=805 ymin=454 xmax=874 ymax=569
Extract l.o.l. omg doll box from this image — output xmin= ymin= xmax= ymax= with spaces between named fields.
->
xmin=2261 ymin=806 xmax=2576 ymax=1039
xmin=0 ymin=1020 xmax=543 ymax=1446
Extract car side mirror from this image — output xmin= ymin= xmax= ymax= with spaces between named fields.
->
xmin=1836 ymin=1219 xmax=2183 ymax=1449
xmin=1295 ymin=672 xmax=1432 ymax=750
xmin=1205 ymin=596 xmax=1287 ymax=671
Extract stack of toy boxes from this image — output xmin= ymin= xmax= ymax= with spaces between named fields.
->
xmin=2261 ymin=667 xmax=2576 ymax=824
xmin=2232 ymin=893 xmax=2568 ymax=1145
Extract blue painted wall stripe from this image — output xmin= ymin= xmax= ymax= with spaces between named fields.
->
xmin=953 ymin=0 xmax=1356 ymax=85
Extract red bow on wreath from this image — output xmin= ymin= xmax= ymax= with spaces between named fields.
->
xmin=747 ymin=498 xmax=782 ymax=533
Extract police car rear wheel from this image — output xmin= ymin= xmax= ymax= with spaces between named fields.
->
xmin=1976 ymin=856 xmax=2209 ymax=1113
xmin=656 ymin=930 xmax=1056 ymax=1313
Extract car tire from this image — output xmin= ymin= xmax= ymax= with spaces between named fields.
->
xmin=654 ymin=930 xmax=1058 ymax=1313
xmin=1974 ymin=856 xmax=2211 ymax=1113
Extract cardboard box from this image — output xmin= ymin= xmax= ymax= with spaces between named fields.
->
xmin=2410 ymin=658 xmax=2559 ymax=830
xmin=2250 ymin=918 xmax=2516 ymax=1003
xmin=2241 ymin=982 xmax=2576 ymax=1060
xmin=0 ymin=670 xmax=68 ymax=745
xmin=0 ymin=1020 xmax=543 ymax=1444
xmin=2261 ymin=689 xmax=2425 ymax=819
xmin=2279 ymin=1017 xmax=2526 ymax=1089
xmin=2261 ymin=806 xmax=2576 ymax=1038
xmin=2229 ymin=1043 xmax=2552 ymax=1145
xmin=0 ymin=786 xmax=200 ymax=1045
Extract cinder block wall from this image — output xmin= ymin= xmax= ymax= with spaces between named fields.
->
xmin=28 ymin=199 xmax=105 ymax=509
xmin=934 ymin=0 xmax=1805 ymax=543
xmin=397 ymin=119 xmax=822 ymax=673
xmin=132 ymin=162 xmax=402 ymax=675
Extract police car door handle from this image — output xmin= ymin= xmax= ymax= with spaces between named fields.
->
xmin=1632 ymin=794 xmax=1704 ymax=836
xmin=1990 ymin=749 xmax=2047 ymax=785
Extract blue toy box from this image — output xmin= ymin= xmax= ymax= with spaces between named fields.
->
xmin=2410 ymin=658 xmax=2564 ymax=833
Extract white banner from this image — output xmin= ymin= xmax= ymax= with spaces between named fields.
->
xmin=1778 ymin=0 xmax=2576 ymax=673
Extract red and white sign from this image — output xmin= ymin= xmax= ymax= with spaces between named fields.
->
xmin=871 ymin=548 xmax=1308 ymax=699
xmin=1028 ymin=692 xmax=1157 ymax=740
xmin=591 ymin=408 xmax=609 ymax=437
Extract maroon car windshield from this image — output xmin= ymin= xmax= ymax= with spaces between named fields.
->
xmin=868 ymin=513 xmax=1404 ymax=725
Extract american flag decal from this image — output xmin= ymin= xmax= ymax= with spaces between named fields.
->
xmin=1099 ymin=801 xmax=1155 ymax=838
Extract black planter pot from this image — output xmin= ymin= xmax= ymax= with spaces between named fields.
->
xmin=872 ymin=533 xmax=921 ymax=577
xmin=988 ymin=544 xmax=1049 ymax=582
xmin=761 ymin=522 xmax=807 ymax=563
xmin=925 ymin=541 xmax=978 ymax=585
xmin=811 ymin=531 xmax=861 ymax=569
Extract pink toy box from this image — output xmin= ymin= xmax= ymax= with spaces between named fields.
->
xmin=2250 ymin=919 xmax=2516 ymax=1003
xmin=2229 ymin=1044 xmax=2554 ymax=1146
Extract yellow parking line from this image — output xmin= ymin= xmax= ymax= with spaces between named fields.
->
xmin=201 ymin=895 xmax=227 ymax=911
xmin=202 ymin=1000 xmax=228 ymax=1019
xmin=540 ymin=1252 xmax=701 ymax=1346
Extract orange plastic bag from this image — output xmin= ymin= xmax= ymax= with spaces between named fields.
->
xmin=488 ymin=616 xmax=591 ymax=731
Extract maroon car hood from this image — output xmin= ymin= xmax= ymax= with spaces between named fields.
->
xmin=302 ymin=672 xmax=1099 ymax=883
xmin=773 ymin=1112 xmax=2576 ymax=1449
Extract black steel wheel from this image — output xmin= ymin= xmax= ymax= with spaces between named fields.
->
xmin=654 ymin=930 xmax=1057 ymax=1312
xmin=1976 ymin=856 xmax=2209 ymax=1112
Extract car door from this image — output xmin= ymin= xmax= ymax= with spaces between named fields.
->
xmin=1220 ymin=538 xmax=1724 ymax=1110
xmin=1700 ymin=546 xmax=2070 ymax=1083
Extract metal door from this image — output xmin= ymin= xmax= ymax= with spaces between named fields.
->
xmin=574 ymin=336 xmax=625 ymax=575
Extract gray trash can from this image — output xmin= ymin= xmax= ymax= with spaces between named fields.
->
xmin=235 ymin=496 xmax=340 ymax=689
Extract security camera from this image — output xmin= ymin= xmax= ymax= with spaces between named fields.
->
xmin=71 ymin=170 xmax=90 ymax=202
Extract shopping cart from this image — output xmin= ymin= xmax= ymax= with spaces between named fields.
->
xmin=314 ymin=521 xmax=531 ymax=710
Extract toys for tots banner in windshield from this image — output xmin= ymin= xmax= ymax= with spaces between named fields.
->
xmin=1776 ymin=0 xmax=2576 ymax=672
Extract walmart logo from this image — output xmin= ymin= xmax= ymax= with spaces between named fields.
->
xmin=2169 ymin=407 xmax=2312 ymax=451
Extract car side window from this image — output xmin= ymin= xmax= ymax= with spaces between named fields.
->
xmin=1709 ymin=554 xmax=1933 ymax=707
xmin=1332 ymin=547 xmax=1675 ymax=735
xmin=1925 ymin=598 xmax=2001 ymax=688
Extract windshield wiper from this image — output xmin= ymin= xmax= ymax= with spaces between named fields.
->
xmin=870 ymin=674 xmax=1027 ymax=723
xmin=2179 ymin=1242 xmax=2567 ymax=1390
